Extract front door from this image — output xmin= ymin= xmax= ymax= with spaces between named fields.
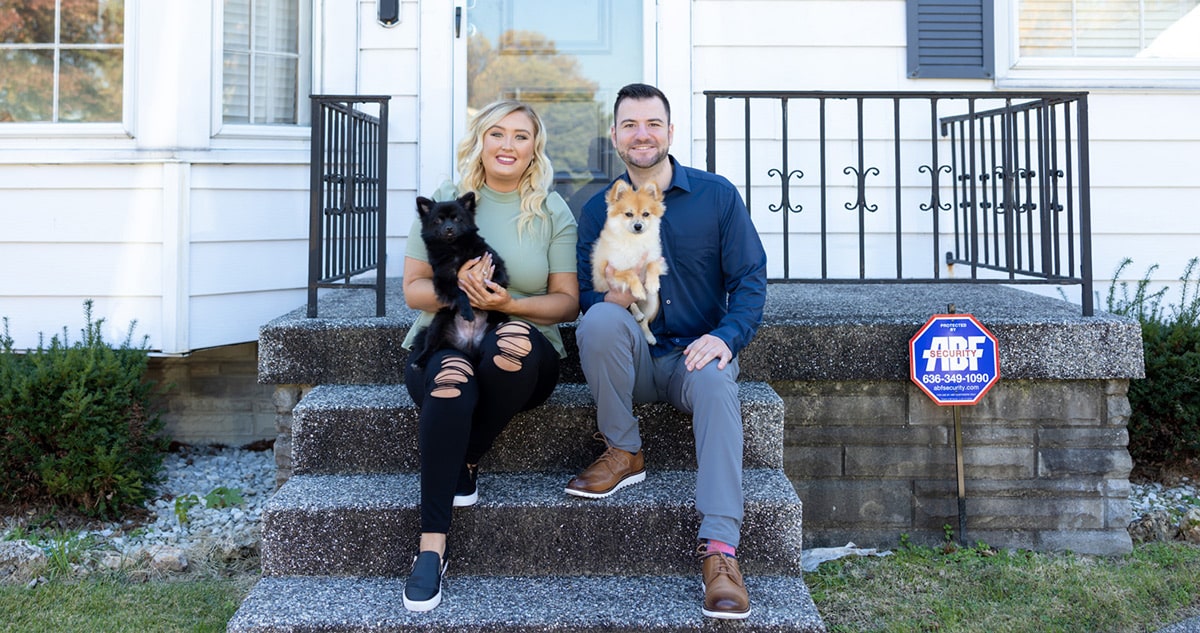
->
xmin=457 ymin=0 xmax=649 ymax=213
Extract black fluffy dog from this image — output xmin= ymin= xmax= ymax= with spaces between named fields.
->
xmin=409 ymin=192 xmax=510 ymax=368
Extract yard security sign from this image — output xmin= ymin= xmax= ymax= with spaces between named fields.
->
xmin=909 ymin=314 xmax=1000 ymax=406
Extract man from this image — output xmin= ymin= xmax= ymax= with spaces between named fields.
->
xmin=566 ymin=83 xmax=768 ymax=620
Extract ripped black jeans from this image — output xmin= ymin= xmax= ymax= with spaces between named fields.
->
xmin=403 ymin=320 xmax=559 ymax=534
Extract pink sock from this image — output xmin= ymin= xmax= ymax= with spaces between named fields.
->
xmin=706 ymin=539 xmax=737 ymax=557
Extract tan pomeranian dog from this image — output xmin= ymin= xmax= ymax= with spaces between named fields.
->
xmin=591 ymin=180 xmax=668 ymax=345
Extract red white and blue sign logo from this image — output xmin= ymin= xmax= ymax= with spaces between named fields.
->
xmin=909 ymin=314 xmax=1000 ymax=406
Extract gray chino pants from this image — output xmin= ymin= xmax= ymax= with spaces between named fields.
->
xmin=576 ymin=301 xmax=744 ymax=547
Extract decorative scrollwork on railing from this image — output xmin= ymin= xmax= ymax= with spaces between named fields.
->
xmin=767 ymin=168 xmax=804 ymax=213
xmin=978 ymin=172 xmax=992 ymax=211
xmin=918 ymin=164 xmax=952 ymax=212
xmin=844 ymin=165 xmax=879 ymax=212
xmin=1049 ymin=168 xmax=1064 ymax=212
xmin=956 ymin=173 xmax=973 ymax=211
xmin=993 ymin=166 xmax=1011 ymax=214
xmin=1015 ymin=167 xmax=1036 ymax=213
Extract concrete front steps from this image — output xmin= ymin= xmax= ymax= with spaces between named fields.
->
xmin=233 ymin=284 xmax=826 ymax=632
xmin=230 ymin=381 xmax=825 ymax=631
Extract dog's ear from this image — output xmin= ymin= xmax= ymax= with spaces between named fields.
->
xmin=416 ymin=196 xmax=434 ymax=217
xmin=606 ymin=180 xmax=631 ymax=205
xmin=457 ymin=191 xmax=477 ymax=214
xmin=642 ymin=182 xmax=663 ymax=200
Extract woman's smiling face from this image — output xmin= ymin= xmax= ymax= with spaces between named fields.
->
xmin=481 ymin=110 xmax=536 ymax=192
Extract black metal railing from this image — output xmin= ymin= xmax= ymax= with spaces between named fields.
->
xmin=704 ymin=91 xmax=1094 ymax=315
xmin=307 ymin=95 xmax=390 ymax=318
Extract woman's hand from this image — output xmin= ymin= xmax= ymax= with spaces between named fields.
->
xmin=458 ymin=252 xmax=513 ymax=312
xmin=457 ymin=253 xmax=495 ymax=284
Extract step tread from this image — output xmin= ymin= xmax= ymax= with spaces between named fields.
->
xmin=296 ymin=381 xmax=782 ymax=411
xmin=291 ymin=381 xmax=785 ymax=473
xmin=261 ymin=470 xmax=804 ymax=577
xmin=228 ymin=573 xmax=827 ymax=633
xmin=268 ymin=468 xmax=800 ymax=510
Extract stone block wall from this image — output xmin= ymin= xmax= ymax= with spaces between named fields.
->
xmin=146 ymin=342 xmax=277 ymax=447
xmin=778 ymin=378 xmax=1134 ymax=555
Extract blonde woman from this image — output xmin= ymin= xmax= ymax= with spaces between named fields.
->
xmin=399 ymin=100 xmax=579 ymax=612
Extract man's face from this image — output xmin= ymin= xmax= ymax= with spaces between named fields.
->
xmin=611 ymin=97 xmax=673 ymax=171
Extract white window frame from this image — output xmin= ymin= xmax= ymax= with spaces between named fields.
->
xmin=212 ymin=0 xmax=315 ymax=140
xmin=0 ymin=0 xmax=134 ymax=139
xmin=994 ymin=0 xmax=1200 ymax=89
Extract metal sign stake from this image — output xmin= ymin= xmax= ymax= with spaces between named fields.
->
xmin=948 ymin=304 xmax=967 ymax=546
xmin=910 ymin=303 xmax=1000 ymax=548
xmin=953 ymin=404 xmax=967 ymax=546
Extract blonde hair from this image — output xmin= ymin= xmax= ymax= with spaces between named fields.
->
xmin=456 ymin=100 xmax=554 ymax=237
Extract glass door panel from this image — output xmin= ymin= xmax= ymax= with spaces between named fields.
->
xmin=465 ymin=0 xmax=643 ymax=212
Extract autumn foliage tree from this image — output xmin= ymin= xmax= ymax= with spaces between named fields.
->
xmin=0 ymin=0 xmax=124 ymax=123
xmin=468 ymin=29 xmax=608 ymax=197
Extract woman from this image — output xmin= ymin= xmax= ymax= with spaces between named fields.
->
xmin=399 ymin=100 xmax=579 ymax=612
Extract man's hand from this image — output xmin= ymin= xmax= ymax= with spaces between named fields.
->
xmin=684 ymin=334 xmax=732 ymax=371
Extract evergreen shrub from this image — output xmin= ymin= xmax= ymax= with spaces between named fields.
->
xmin=0 ymin=301 xmax=168 ymax=518
xmin=1106 ymin=258 xmax=1200 ymax=465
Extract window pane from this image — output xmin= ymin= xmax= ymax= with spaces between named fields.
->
xmin=0 ymin=0 xmax=55 ymax=44
xmin=1020 ymin=0 xmax=1200 ymax=58
xmin=225 ymin=0 xmax=250 ymax=51
xmin=0 ymin=49 xmax=53 ymax=121
xmin=254 ymin=54 xmax=297 ymax=123
xmin=224 ymin=0 xmax=303 ymax=125
xmin=61 ymin=0 xmax=124 ymax=44
xmin=1141 ymin=1 xmax=1200 ymax=58
xmin=59 ymin=48 xmax=123 ymax=121
xmin=254 ymin=0 xmax=298 ymax=53
xmin=223 ymin=51 xmax=251 ymax=123
xmin=1019 ymin=0 xmax=1073 ymax=55
xmin=1075 ymin=0 xmax=1140 ymax=56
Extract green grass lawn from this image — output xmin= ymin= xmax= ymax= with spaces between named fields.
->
xmin=0 ymin=574 xmax=254 ymax=633
xmin=808 ymin=540 xmax=1200 ymax=633
xmin=0 ymin=542 xmax=1197 ymax=633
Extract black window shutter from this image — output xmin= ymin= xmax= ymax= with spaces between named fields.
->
xmin=907 ymin=0 xmax=994 ymax=79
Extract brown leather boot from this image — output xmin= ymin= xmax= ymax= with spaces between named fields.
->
xmin=699 ymin=546 xmax=751 ymax=619
xmin=564 ymin=440 xmax=645 ymax=499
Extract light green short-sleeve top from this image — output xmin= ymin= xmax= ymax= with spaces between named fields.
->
xmin=401 ymin=182 xmax=579 ymax=358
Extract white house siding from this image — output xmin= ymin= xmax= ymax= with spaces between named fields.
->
xmin=186 ymin=162 xmax=310 ymax=350
xmin=0 ymin=156 xmax=312 ymax=353
xmin=0 ymin=162 xmax=166 ymax=351
xmin=2 ymin=0 xmax=1197 ymax=356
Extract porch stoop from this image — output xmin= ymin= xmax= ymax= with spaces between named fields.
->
xmin=231 ymin=293 xmax=826 ymax=631
xmin=236 ymin=280 xmax=1145 ymax=630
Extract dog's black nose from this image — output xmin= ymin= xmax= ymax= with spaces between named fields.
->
xmin=633 ymin=223 xmax=643 ymax=233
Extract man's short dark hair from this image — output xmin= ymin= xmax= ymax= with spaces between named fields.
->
xmin=614 ymin=83 xmax=671 ymax=124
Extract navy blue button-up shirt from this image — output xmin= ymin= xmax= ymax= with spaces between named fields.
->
xmin=577 ymin=156 xmax=768 ymax=358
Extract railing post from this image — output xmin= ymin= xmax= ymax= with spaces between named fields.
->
xmin=376 ymin=100 xmax=389 ymax=318
xmin=1077 ymin=95 xmax=1094 ymax=316
xmin=307 ymin=97 xmax=324 ymax=318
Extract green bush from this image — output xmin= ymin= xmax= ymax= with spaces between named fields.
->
xmin=0 ymin=301 xmax=168 ymax=518
xmin=1106 ymin=257 xmax=1200 ymax=465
